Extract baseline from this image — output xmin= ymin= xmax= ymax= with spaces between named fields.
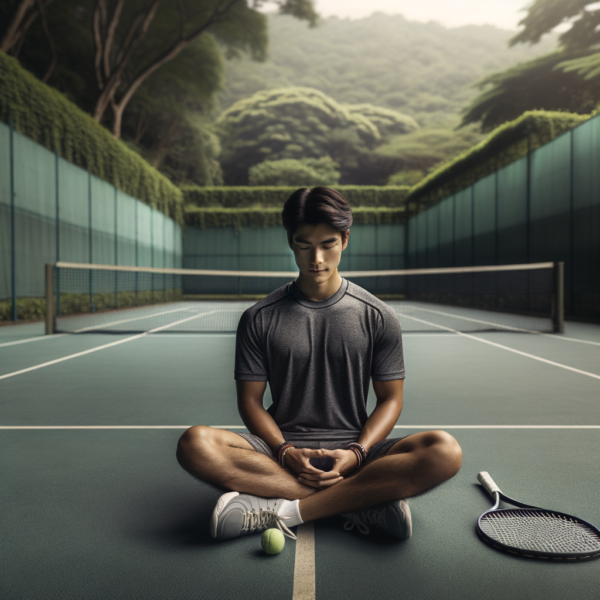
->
xmin=411 ymin=306 xmax=600 ymax=347
xmin=0 ymin=334 xmax=66 ymax=348
xmin=0 ymin=309 xmax=219 ymax=382
xmin=401 ymin=314 xmax=600 ymax=381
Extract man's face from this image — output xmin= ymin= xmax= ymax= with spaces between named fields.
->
xmin=291 ymin=222 xmax=349 ymax=282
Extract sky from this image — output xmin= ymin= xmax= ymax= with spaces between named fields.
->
xmin=263 ymin=0 xmax=534 ymax=31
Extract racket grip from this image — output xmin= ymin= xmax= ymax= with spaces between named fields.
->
xmin=477 ymin=471 xmax=501 ymax=497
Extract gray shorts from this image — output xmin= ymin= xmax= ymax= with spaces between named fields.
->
xmin=234 ymin=432 xmax=409 ymax=469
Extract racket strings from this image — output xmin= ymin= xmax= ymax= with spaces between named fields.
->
xmin=480 ymin=509 xmax=600 ymax=555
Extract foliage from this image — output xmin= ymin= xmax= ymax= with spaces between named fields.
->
xmin=0 ymin=289 xmax=183 ymax=322
xmin=460 ymin=52 xmax=600 ymax=131
xmin=408 ymin=110 xmax=589 ymax=206
xmin=509 ymin=0 xmax=596 ymax=49
xmin=181 ymin=185 xmax=411 ymax=208
xmin=374 ymin=119 xmax=484 ymax=179
xmin=0 ymin=0 xmax=318 ymax=185
xmin=216 ymin=86 xmax=420 ymax=184
xmin=387 ymin=170 xmax=425 ymax=186
xmin=219 ymin=14 xmax=557 ymax=128
xmin=344 ymin=104 xmax=418 ymax=140
xmin=217 ymin=86 xmax=385 ymax=184
xmin=0 ymin=49 xmax=184 ymax=222
xmin=462 ymin=2 xmax=600 ymax=130
xmin=184 ymin=206 xmax=407 ymax=233
xmin=248 ymin=157 xmax=340 ymax=186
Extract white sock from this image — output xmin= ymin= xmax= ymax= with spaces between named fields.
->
xmin=277 ymin=499 xmax=304 ymax=528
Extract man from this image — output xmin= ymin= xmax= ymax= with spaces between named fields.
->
xmin=177 ymin=187 xmax=462 ymax=541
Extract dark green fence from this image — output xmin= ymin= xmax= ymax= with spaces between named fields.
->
xmin=0 ymin=119 xmax=183 ymax=322
xmin=183 ymin=223 xmax=407 ymax=273
xmin=407 ymin=114 xmax=600 ymax=320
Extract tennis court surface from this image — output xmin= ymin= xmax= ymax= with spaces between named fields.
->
xmin=2 ymin=297 xmax=599 ymax=599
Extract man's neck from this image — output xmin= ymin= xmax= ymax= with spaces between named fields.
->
xmin=295 ymin=270 xmax=343 ymax=301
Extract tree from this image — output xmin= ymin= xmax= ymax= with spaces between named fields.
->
xmin=216 ymin=87 xmax=419 ymax=184
xmin=460 ymin=52 xmax=600 ymax=131
xmin=120 ymin=33 xmax=225 ymax=185
xmin=1 ymin=0 xmax=57 ymax=81
xmin=344 ymin=104 xmax=418 ymax=140
xmin=248 ymin=157 xmax=340 ymax=186
xmin=461 ymin=1 xmax=600 ymax=129
xmin=89 ymin=0 xmax=317 ymax=138
xmin=373 ymin=121 xmax=483 ymax=179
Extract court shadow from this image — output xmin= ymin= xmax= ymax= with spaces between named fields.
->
xmin=128 ymin=482 xmax=222 ymax=549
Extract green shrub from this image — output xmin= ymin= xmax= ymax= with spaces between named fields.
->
xmin=0 ymin=298 xmax=46 ymax=322
xmin=248 ymin=157 xmax=340 ymax=186
xmin=388 ymin=169 xmax=425 ymax=186
xmin=181 ymin=185 xmax=411 ymax=209
xmin=0 ymin=51 xmax=184 ymax=224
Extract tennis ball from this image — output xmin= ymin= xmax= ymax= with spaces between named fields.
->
xmin=261 ymin=528 xmax=285 ymax=555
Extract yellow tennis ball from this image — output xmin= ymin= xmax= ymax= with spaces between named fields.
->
xmin=261 ymin=528 xmax=285 ymax=555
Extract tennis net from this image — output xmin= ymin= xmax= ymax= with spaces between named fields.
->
xmin=46 ymin=261 xmax=564 ymax=334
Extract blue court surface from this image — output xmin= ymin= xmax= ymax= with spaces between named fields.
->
xmin=1 ymin=313 xmax=599 ymax=600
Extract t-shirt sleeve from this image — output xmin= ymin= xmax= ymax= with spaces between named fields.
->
xmin=371 ymin=308 xmax=405 ymax=381
xmin=234 ymin=308 xmax=268 ymax=381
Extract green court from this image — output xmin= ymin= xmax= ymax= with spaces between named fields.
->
xmin=1 ymin=315 xmax=599 ymax=600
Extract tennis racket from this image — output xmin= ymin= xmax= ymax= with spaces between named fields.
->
xmin=476 ymin=471 xmax=600 ymax=560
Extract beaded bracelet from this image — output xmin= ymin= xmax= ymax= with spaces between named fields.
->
xmin=276 ymin=442 xmax=295 ymax=466
xmin=347 ymin=442 xmax=368 ymax=461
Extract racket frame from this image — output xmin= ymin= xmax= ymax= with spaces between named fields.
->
xmin=476 ymin=473 xmax=600 ymax=561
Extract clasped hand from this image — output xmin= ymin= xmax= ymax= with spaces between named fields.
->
xmin=284 ymin=447 xmax=359 ymax=489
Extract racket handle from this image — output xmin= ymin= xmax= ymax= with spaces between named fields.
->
xmin=477 ymin=471 xmax=501 ymax=497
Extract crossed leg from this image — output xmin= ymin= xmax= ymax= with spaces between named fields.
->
xmin=176 ymin=426 xmax=462 ymax=522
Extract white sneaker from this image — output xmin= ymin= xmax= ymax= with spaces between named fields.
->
xmin=210 ymin=492 xmax=297 ymax=540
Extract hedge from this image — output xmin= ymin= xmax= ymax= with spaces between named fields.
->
xmin=0 ymin=290 xmax=183 ymax=323
xmin=184 ymin=205 xmax=407 ymax=232
xmin=0 ymin=51 xmax=184 ymax=224
xmin=181 ymin=185 xmax=411 ymax=208
xmin=407 ymin=110 xmax=590 ymax=208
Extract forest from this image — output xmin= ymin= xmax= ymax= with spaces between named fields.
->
xmin=2 ymin=0 xmax=596 ymax=188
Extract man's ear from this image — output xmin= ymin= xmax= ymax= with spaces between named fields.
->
xmin=341 ymin=230 xmax=350 ymax=250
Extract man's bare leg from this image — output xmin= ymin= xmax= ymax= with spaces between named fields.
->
xmin=298 ymin=430 xmax=462 ymax=522
xmin=176 ymin=425 xmax=317 ymax=499
xmin=178 ymin=427 xmax=462 ymax=521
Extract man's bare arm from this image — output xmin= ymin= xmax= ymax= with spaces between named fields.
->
xmin=237 ymin=380 xmax=343 ymax=487
xmin=236 ymin=380 xmax=286 ymax=451
xmin=357 ymin=379 xmax=404 ymax=452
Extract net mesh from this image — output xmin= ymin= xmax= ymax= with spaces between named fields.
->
xmin=479 ymin=509 xmax=600 ymax=558
xmin=51 ymin=262 xmax=560 ymax=334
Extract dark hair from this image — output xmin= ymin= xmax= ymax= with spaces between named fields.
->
xmin=281 ymin=187 xmax=353 ymax=246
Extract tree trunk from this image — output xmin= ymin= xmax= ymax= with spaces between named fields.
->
xmin=1 ymin=0 xmax=55 ymax=55
xmin=93 ymin=0 xmax=242 ymax=133
xmin=1 ymin=0 xmax=35 ymax=53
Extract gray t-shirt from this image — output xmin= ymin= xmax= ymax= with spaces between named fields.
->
xmin=234 ymin=278 xmax=405 ymax=442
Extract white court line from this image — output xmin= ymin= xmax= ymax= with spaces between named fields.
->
xmin=144 ymin=334 xmax=236 ymax=338
xmin=0 ymin=310 xmax=219 ymax=382
xmin=1 ymin=425 xmax=599 ymax=430
xmin=72 ymin=306 xmax=190 ymax=333
xmin=0 ymin=334 xmax=66 ymax=348
xmin=409 ymin=306 xmax=600 ymax=346
xmin=401 ymin=314 xmax=600 ymax=381
xmin=293 ymin=522 xmax=315 ymax=600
